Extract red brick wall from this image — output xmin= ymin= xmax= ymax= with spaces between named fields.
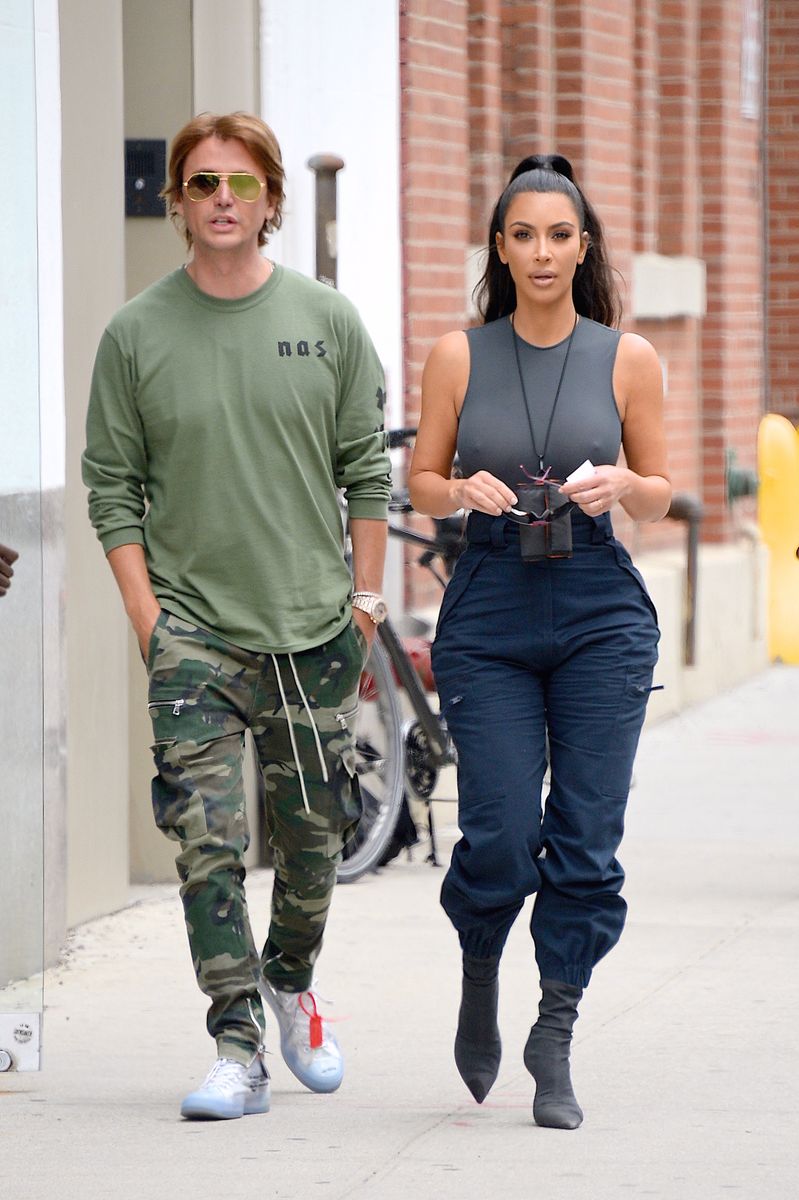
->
xmin=767 ymin=0 xmax=799 ymax=423
xmin=658 ymin=0 xmax=701 ymax=256
xmin=468 ymin=0 xmax=504 ymax=248
xmin=399 ymin=1 xmax=471 ymax=606
xmin=698 ymin=0 xmax=764 ymax=539
xmin=644 ymin=0 xmax=703 ymax=549
xmin=400 ymin=0 xmax=470 ymax=428
xmin=635 ymin=0 xmax=660 ymax=255
xmin=501 ymin=1 xmax=556 ymax=163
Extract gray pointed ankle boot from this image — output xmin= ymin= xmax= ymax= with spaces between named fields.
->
xmin=454 ymin=954 xmax=501 ymax=1104
xmin=523 ymin=978 xmax=583 ymax=1129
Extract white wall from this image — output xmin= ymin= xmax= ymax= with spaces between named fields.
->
xmin=61 ymin=0 xmax=132 ymax=925
xmin=35 ymin=0 xmax=67 ymax=972
xmin=193 ymin=0 xmax=259 ymax=114
xmin=0 ymin=0 xmax=45 ymax=995
xmin=35 ymin=0 xmax=65 ymax=496
xmin=0 ymin=0 xmax=40 ymax=495
xmin=0 ymin=0 xmax=66 ymax=998
xmin=259 ymin=0 xmax=402 ymax=427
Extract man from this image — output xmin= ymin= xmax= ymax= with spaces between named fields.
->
xmin=83 ymin=112 xmax=391 ymax=1120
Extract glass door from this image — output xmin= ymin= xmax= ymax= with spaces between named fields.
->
xmin=0 ymin=0 xmax=46 ymax=1070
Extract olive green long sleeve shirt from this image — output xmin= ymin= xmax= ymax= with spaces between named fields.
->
xmin=83 ymin=265 xmax=391 ymax=652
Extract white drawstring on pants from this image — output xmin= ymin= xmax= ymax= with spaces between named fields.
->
xmin=288 ymin=653 xmax=329 ymax=785
xmin=269 ymin=653 xmax=329 ymax=815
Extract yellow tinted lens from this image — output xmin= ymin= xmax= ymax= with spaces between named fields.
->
xmin=228 ymin=173 xmax=263 ymax=202
xmin=185 ymin=172 xmax=220 ymax=201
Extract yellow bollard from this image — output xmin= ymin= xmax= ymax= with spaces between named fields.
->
xmin=757 ymin=413 xmax=799 ymax=663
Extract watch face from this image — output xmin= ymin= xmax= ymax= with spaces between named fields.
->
xmin=372 ymin=599 xmax=388 ymax=623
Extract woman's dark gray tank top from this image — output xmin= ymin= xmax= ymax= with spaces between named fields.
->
xmin=457 ymin=316 xmax=623 ymax=487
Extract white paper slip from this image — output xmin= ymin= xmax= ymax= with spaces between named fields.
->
xmin=566 ymin=459 xmax=596 ymax=484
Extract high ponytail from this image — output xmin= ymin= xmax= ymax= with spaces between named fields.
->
xmin=473 ymin=155 xmax=621 ymax=328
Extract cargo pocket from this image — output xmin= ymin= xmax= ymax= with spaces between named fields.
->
xmin=321 ymin=701 xmax=363 ymax=849
xmin=150 ymin=767 xmax=210 ymax=844
xmin=334 ymin=701 xmax=360 ymax=736
xmin=147 ymin=697 xmax=188 ymax=747
xmin=599 ymin=668 xmax=657 ymax=798
xmin=150 ymin=729 xmax=243 ymax=846
xmin=332 ymin=742 xmax=363 ymax=836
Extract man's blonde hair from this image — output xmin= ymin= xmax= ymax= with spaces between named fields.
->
xmin=161 ymin=111 xmax=286 ymax=249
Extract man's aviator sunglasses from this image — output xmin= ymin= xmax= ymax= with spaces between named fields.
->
xmin=183 ymin=171 xmax=266 ymax=203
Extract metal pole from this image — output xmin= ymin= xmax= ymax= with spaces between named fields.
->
xmin=666 ymin=493 xmax=704 ymax=667
xmin=306 ymin=154 xmax=345 ymax=287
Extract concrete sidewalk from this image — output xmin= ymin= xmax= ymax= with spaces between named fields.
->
xmin=2 ymin=666 xmax=798 ymax=1200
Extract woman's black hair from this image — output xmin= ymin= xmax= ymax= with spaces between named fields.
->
xmin=473 ymin=153 xmax=622 ymax=328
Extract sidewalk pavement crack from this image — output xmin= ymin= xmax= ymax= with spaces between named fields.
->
xmin=331 ymin=1108 xmax=460 ymax=1199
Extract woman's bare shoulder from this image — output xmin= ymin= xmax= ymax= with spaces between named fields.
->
xmin=426 ymin=329 xmax=470 ymax=369
xmin=617 ymin=331 xmax=661 ymax=371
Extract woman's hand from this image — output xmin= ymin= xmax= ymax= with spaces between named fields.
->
xmin=559 ymin=465 xmax=631 ymax=516
xmin=451 ymin=471 xmax=518 ymax=516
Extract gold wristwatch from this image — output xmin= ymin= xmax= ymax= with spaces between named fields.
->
xmin=351 ymin=591 xmax=388 ymax=625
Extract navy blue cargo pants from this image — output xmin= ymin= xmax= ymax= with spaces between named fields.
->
xmin=431 ymin=510 xmax=660 ymax=989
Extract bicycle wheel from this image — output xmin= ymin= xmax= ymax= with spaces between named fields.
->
xmin=337 ymin=634 xmax=404 ymax=882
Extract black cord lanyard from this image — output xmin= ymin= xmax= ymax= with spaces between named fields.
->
xmin=510 ymin=312 xmax=578 ymax=477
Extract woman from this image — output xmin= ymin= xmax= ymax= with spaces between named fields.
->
xmin=408 ymin=155 xmax=670 ymax=1129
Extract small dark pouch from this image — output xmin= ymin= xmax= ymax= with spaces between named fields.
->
xmin=514 ymin=482 xmax=574 ymax=562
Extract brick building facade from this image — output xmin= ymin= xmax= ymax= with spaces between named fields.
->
xmin=767 ymin=0 xmax=799 ymax=427
xmin=399 ymin=0 xmax=794 ymax=603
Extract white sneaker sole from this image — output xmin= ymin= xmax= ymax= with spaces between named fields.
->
xmin=180 ymin=1088 xmax=271 ymax=1120
xmin=261 ymin=985 xmax=344 ymax=1094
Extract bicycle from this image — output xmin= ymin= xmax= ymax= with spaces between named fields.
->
xmin=337 ymin=429 xmax=467 ymax=883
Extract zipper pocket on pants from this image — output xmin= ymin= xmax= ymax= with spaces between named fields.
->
xmin=148 ymin=699 xmax=186 ymax=717
xmin=334 ymin=704 xmax=359 ymax=733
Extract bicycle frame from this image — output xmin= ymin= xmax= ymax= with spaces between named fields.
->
xmin=338 ymin=427 xmax=462 ymax=878
xmin=376 ymin=616 xmax=451 ymax=766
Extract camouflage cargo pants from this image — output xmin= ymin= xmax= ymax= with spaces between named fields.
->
xmin=146 ymin=611 xmax=365 ymax=1064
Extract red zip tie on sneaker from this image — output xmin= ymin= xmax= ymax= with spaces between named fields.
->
xmin=299 ymin=992 xmax=324 ymax=1049
xmin=294 ymin=989 xmax=350 ymax=1049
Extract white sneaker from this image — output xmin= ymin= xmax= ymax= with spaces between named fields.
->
xmin=262 ymin=982 xmax=343 ymax=1093
xmin=180 ymin=1055 xmax=271 ymax=1120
